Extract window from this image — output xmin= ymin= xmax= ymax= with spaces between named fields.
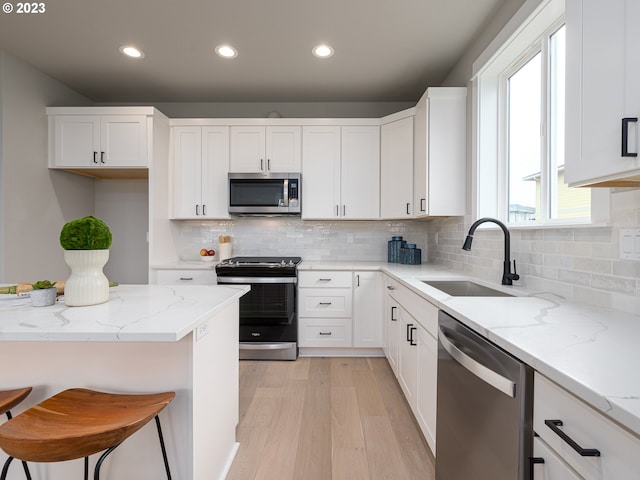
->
xmin=474 ymin=0 xmax=598 ymax=227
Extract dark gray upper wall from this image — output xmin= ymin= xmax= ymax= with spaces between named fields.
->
xmin=95 ymin=101 xmax=416 ymax=119
xmin=440 ymin=0 xmax=527 ymax=87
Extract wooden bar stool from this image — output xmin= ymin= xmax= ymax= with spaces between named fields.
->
xmin=0 ymin=388 xmax=32 ymax=480
xmin=0 ymin=388 xmax=175 ymax=480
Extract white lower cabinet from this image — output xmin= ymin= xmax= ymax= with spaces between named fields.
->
xmin=298 ymin=270 xmax=382 ymax=350
xmin=353 ymin=271 xmax=382 ymax=348
xmin=398 ymin=306 xmax=418 ymax=407
xmin=386 ymin=276 xmax=438 ymax=454
xmin=384 ymin=278 xmax=401 ymax=375
xmin=533 ymin=437 xmax=582 ymax=480
xmin=415 ymin=320 xmax=438 ymax=453
xmin=533 ymin=373 xmax=640 ymax=479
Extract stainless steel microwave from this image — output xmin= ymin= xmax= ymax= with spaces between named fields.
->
xmin=228 ymin=172 xmax=301 ymax=215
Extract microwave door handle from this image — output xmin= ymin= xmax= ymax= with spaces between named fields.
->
xmin=283 ymin=179 xmax=289 ymax=207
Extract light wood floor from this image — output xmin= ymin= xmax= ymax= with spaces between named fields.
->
xmin=227 ymin=357 xmax=435 ymax=480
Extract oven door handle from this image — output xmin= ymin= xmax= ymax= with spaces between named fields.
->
xmin=217 ymin=277 xmax=297 ymax=284
xmin=439 ymin=326 xmax=516 ymax=398
xmin=239 ymin=342 xmax=297 ymax=351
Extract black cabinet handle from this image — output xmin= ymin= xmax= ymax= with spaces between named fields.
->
xmin=622 ymin=117 xmax=638 ymax=157
xmin=544 ymin=420 xmax=601 ymax=457
xmin=319 ymin=331 xmax=332 ymax=336
xmin=420 ymin=198 xmax=426 ymax=212
xmin=202 ymin=204 xmax=207 ymax=216
xmin=406 ymin=202 xmax=410 ymax=215
xmin=318 ymin=302 xmax=332 ymax=306
xmin=93 ymin=151 xmax=98 ymax=164
xmin=100 ymin=151 xmax=105 ymax=164
xmin=406 ymin=323 xmax=414 ymax=342
xmin=409 ymin=326 xmax=417 ymax=346
xmin=530 ymin=457 xmax=544 ymax=479
xmin=195 ymin=205 xmax=200 ymax=216
xmin=391 ymin=306 xmax=397 ymax=321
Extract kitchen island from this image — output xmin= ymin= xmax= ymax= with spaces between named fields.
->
xmin=0 ymin=284 xmax=249 ymax=480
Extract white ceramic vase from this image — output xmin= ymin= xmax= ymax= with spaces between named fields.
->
xmin=63 ymin=249 xmax=110 ymax=306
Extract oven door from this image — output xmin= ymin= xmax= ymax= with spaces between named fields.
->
xmin=217 ymin=276 xmax=298 ymax=360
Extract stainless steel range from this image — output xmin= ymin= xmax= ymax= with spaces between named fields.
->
xmin=215 ymin=256 xmax=301 ymax=361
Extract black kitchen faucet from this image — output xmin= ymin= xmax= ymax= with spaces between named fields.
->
xmin=462 ymin=217 xmax=520 ymax=285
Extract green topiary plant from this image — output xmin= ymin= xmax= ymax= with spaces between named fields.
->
xmin=59 ymin=216 xmax=112 ymax=250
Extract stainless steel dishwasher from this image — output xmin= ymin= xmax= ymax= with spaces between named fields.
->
xmin=436 ymin=310 xmax=533 ymax=480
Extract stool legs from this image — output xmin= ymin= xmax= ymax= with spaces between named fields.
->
xmin=2 ymin=411 xmax=31 ymax=480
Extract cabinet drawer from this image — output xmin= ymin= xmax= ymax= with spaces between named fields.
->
xmin=534 ymin=373 xmax=640 ymax=479
xmin=299 ymin=318 xmax=352 ymax=347
xmin=298 ymin=288 xmax=352 ymax=317
xmin=298 ymin=271 xmax=352 ymax=288
xmin=156 ymin=269 xmax=215 ymax=285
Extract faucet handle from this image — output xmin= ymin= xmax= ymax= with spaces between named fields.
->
xmin=512 ymin=260 xmax=520 ymax=281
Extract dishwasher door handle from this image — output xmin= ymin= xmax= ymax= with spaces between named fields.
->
xmin=439 ymin=328 xmax=516 ymax=398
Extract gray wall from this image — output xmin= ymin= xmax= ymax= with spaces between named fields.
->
xmin=0 ymin=51 xmax=93 ymax=283
xmin=98 ymin=101 xmax=415 ymax=119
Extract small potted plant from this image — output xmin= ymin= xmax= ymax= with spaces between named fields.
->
xmin=59 ymin=215 xmax=112 ymax=306
xmin=30 ymin=280 xmax=57 ymax=307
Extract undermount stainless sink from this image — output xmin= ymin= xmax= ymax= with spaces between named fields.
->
xmin=422 ymin=280 xmax=514 ymax=297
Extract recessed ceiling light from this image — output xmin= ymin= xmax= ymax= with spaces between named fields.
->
xmin=215 ymin=45 xmax=238 ymax=59
xmin=118 ymin=45 xmax=145 ymax=59
xmin=312 ymin=44 xmax=334 ymax=58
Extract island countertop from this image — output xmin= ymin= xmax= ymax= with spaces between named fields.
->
xmin=0 ymin=284 xmax=249 ymax=342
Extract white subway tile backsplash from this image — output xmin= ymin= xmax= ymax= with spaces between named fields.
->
xmin=428 ymin=189 xmax=640 ymax=313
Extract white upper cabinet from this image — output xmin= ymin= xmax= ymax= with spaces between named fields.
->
xmin=230 ymin=126 xmax=301 ymax=173
xmin=302 ymin=125 xmax=380 ymax=220
xmin=50 ymin=114 xmax=147 ymax=169
xmin=302 ymin=126 xmax=342 ymax=219
xmin=171 ymin=126 xmax=229 ymax=219
xmin=565 ymin=0 xmax=640 ymax=187
xmin=413 ymin=87 xmax=466 ymax=217
xmin=340 ymin=126 xmax=380 ymax=219
xmin=380 ymin=112 xmax=414 ymax=219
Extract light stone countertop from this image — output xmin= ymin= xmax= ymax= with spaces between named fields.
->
xmin=299 ymin=260 xmax=640 ymax=438
xmin=0 ymin=284 xmax=249 ymax=342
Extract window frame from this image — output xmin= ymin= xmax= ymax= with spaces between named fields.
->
xmin=472 ymin=0 xmax=609 ymax=229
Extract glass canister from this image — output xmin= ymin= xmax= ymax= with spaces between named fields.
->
xmin=400 ymin=244 xmax=422 ymax=265
xmin=388 ymin=236 xmax=405 ymax=263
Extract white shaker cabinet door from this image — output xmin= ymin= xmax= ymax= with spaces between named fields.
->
xmin=301 ymin=126 xmax=342 ymax=219
xmin=352 ymin=271 xmax=383 ymax=348
xmin=100 ymin=115 xmax=147 ymax=167
xmin=53 ymin=115 xmax=101 ymax=167
xmin=201 ymin=126 xmax=230 ymax=218
xmin=380 ymin=116 xmax=414 ymax=219
xmin=172 ymin=126 xmax=203 ymax=218
xmin=340 ymin=126 xmax=380 ymax=219
xmin=565 ymin=0 xmax=640 ymax=186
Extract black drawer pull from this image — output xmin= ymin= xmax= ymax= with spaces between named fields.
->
xmin=319 ymin=331 xmax=332 ymax=336
xmin=391 ymin=306 xmax=397 ymax=321
xmin=318 ymin=302 xmax=332 ymax=306
xmin=544 ymin=420 xmax=601 ymax=457
xmin=622 ymin=117 xmax=638 ymax=157
xmin=179 ymin=277 xmax=193 ymax=281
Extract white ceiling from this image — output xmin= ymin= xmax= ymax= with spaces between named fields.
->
xmin=0 ymin=0 xmax=504 ymax=103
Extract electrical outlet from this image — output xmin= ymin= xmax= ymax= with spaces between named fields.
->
xmin=620 ymin=228 xmax=640 ymax=260
xmin=196 ymin=322 xmax=209 ymax=341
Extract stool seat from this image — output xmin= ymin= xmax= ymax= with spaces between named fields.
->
xmin=0 ymin=388 xmax=175 ymax=463
xmin=0 ymin=388 xmax=32 ymax=418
